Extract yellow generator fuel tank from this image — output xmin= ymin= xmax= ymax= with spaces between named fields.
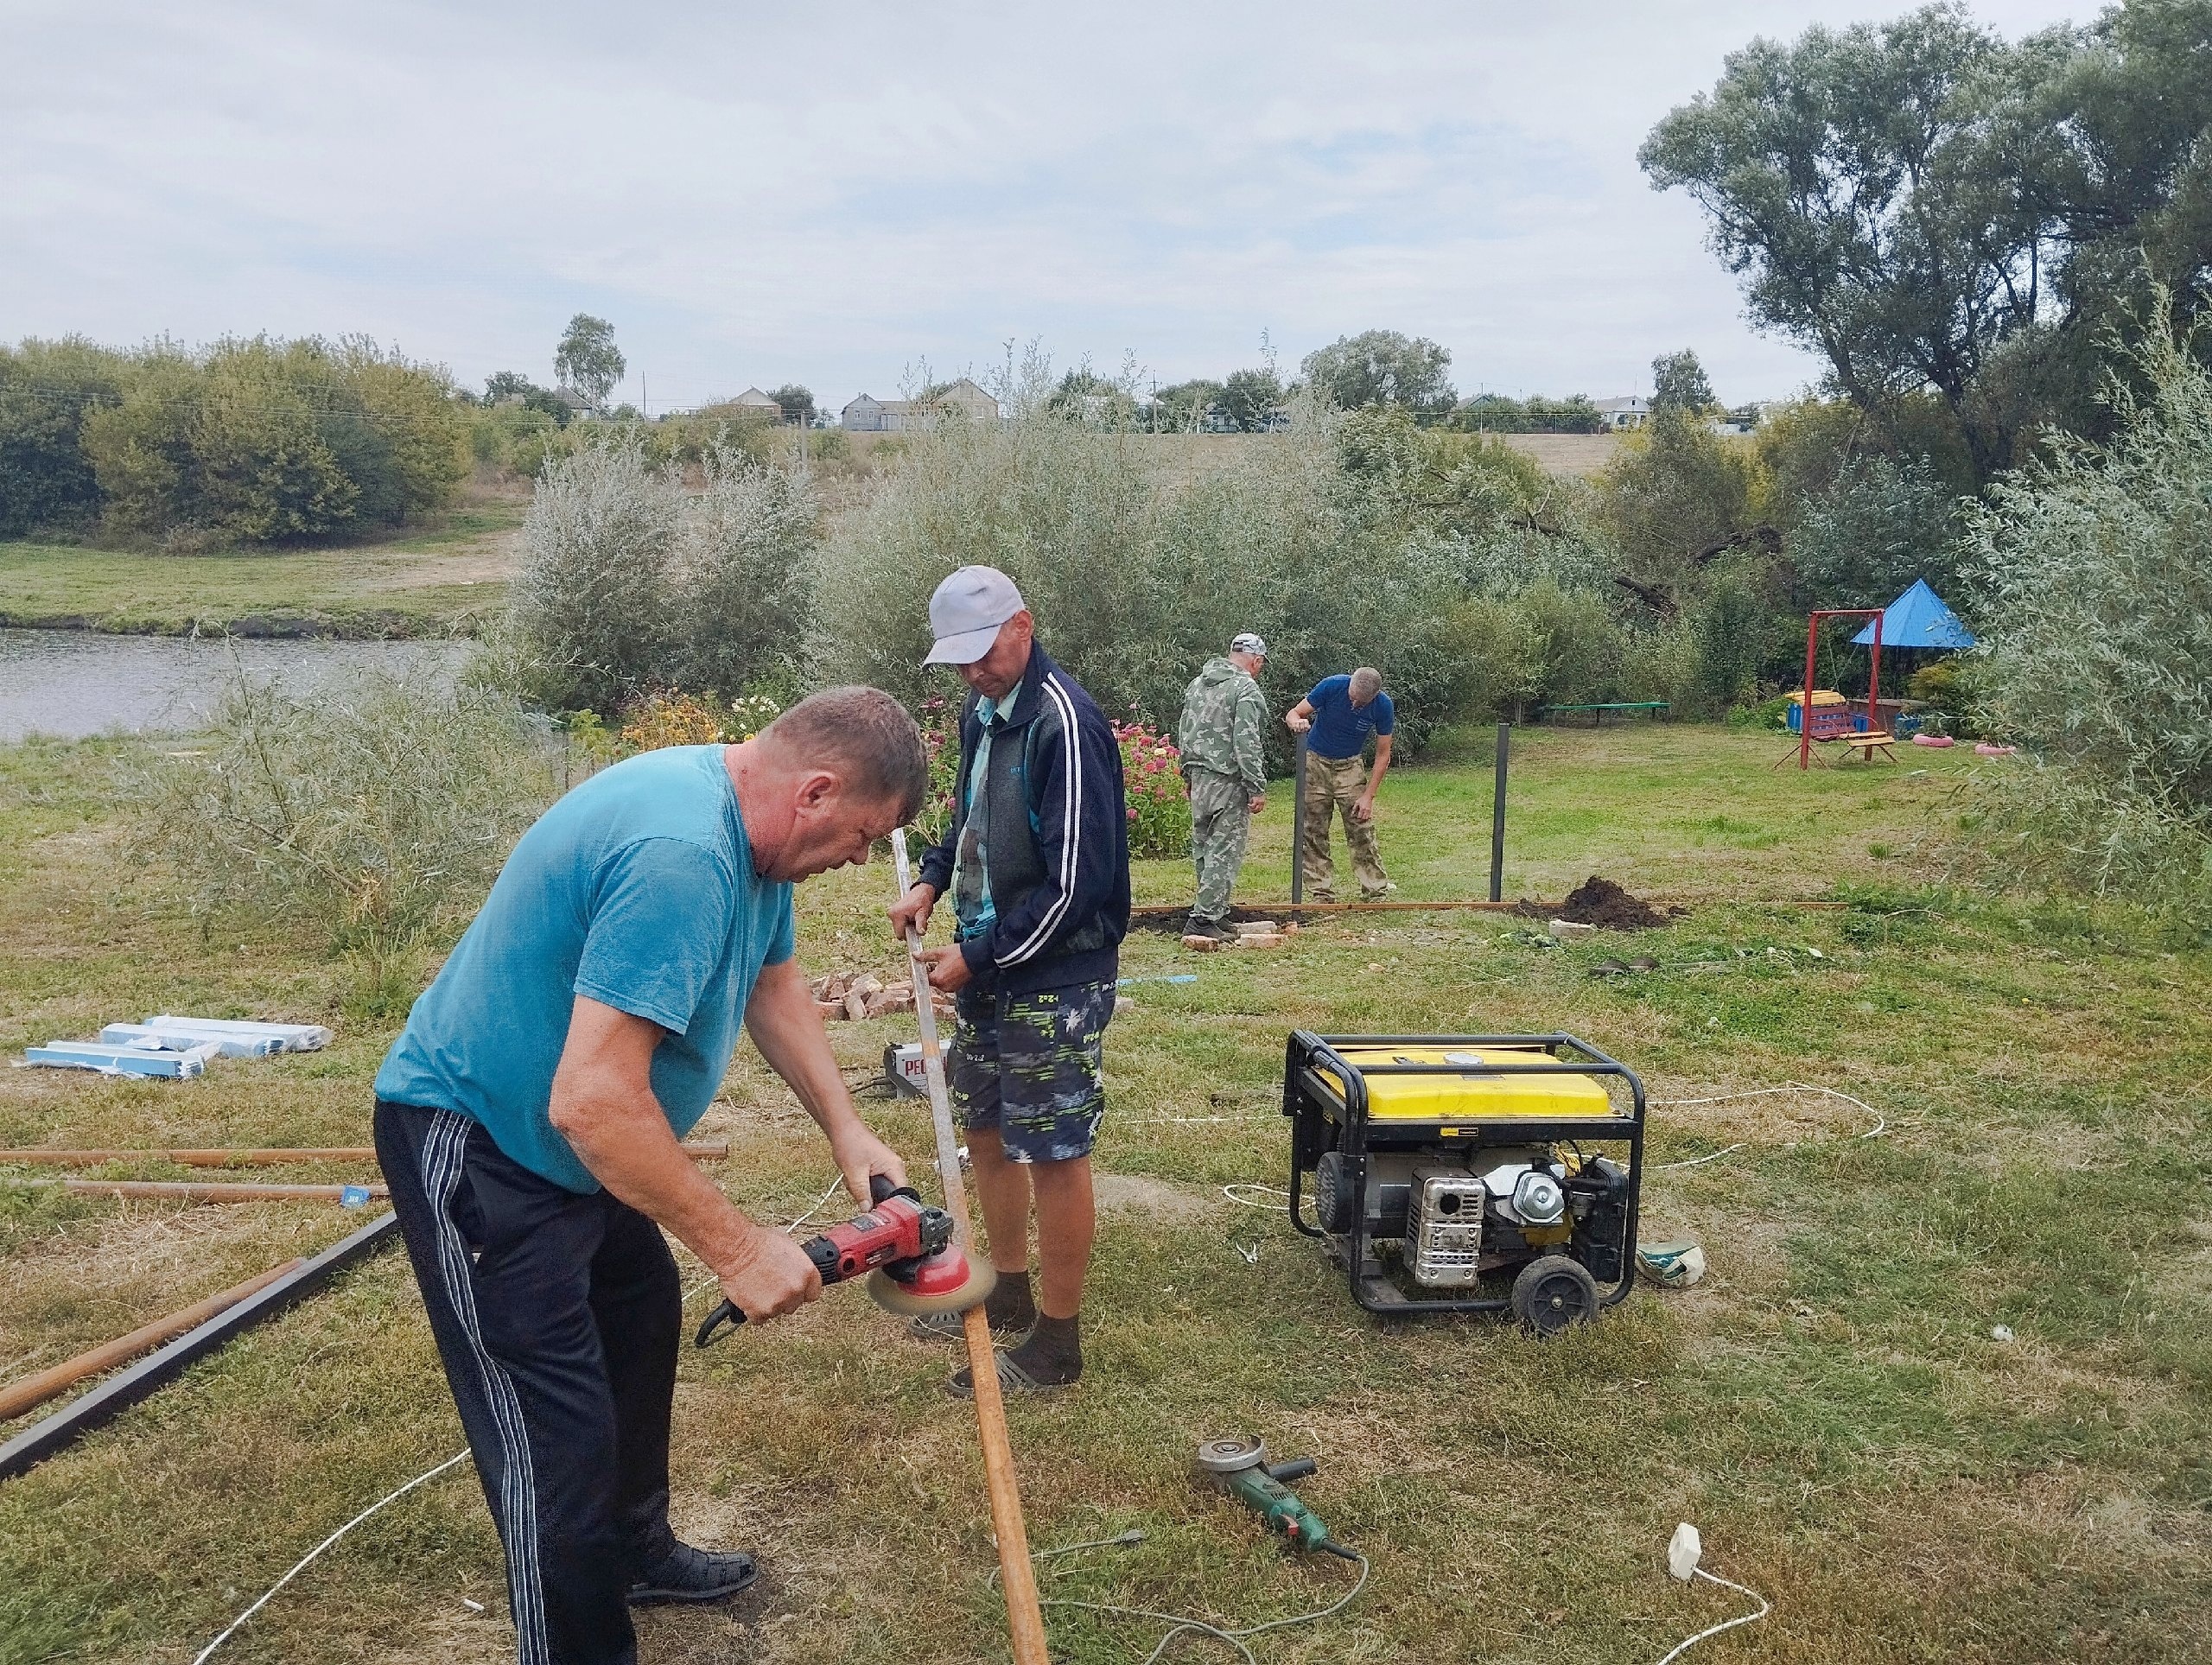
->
xmin=1319 ymin=1045 xmax=1620 ymax=1123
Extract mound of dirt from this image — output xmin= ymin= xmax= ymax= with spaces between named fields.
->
xmin=1518 ymin=875 xmax=1678 ymax=930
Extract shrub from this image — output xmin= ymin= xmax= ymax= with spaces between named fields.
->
xmin=0 ymin=338 xmax=126 ymax=535
xmin=71 ymin=335 xmax=466 ymax=543
xmin=126 ymin=660 xmax=553 ymax=1005
xmin=1963 ymin=308 xmax=2212 ymax=923
xmin=507 ymin=436 xmax=683 ymax=711
xmin=810 ymin=354 xmax=1495 ymax=766
xmin=504 ymin=438 xmax=818 ymax=713
xmin=1114 ymin=717 xmax=1191 ymax=858
xmin=669 ymin=448 xmax=817 ymax=699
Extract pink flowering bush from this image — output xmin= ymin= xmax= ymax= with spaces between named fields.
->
xmin=1114 ymin=716 xmax=1191 ymax=858
xmin=907 ymin=702 xmax=1190 ymax=860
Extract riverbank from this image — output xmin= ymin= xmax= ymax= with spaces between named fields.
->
xmin=0 ymin=499 xmax=524 ymax=640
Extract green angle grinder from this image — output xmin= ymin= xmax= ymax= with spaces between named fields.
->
xmin=1195 ymin=1436 xmax=1360 ymax=1560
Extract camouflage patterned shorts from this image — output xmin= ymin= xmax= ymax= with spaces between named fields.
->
xmin=948 ymin=980 xmax=1116 ymax=1164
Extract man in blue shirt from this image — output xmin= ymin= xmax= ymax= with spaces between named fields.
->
xmin=1285 ymin=665 xmax=1396 ymax=901
xmin=373 ymin=686 xmax=926 ymax=1665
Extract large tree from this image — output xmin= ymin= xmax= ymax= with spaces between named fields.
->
xmin=1300 ymin=330 xmax=1456 ymax=417
xmin=554 ymin=315 xmax=626 ymax=413
xmin=1650 ymin=349 xmax=1716 ymax=415
xmin=1641 ymin=1 xmax=2212 ymax=481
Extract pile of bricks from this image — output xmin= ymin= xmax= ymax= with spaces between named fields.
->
xmin=810 ymin=970 xmax=954 ymax=1022
xmin=1181 ymin=919 xmax=1297 ymax=952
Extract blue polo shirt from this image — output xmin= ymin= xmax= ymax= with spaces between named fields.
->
xmin=374 ymin=745 xmax=795 ymax=1193
xmin=1305 ymin=675 xmax=1395 ymax=759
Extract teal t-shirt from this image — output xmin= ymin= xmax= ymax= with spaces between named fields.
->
xmin=374 ymin=745 xmax=796 ymax=1193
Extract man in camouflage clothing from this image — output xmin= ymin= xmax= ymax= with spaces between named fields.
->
xmin=1176 ymin=632 xmax=1270 ymax=943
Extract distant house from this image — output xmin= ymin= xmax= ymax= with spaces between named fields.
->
xmin=727 ymin=387 xmax=784 ymax=420
xmin=841 ymin=377 xmax=1002 ymax=431
xmin=1593 ymin=396 xmax=1649 ymax=430
xmin=841 ymin=393 xmax=892 ymax=431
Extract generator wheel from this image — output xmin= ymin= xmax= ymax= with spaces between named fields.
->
xmin=1511 ymin=1255 xmax=1599 ymax=1336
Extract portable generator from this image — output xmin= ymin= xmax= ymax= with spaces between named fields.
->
xmin=1283 ymin=1032 xmax=1646 ymax=1330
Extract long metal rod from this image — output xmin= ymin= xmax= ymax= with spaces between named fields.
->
xmin=0 ymin=1211 xmax=399 ymax=1482
xmin=0 ymin=1258 xmax=302 ymax=1422
xmin=1289 ymin=737 xmax=1306 ymax=906
xmin=0 ymin=1141 xmax=728 ymax=1167
xmin=35 ymin=1180 xmax=388 ymax=1204
xmin=1489 ymin=721 xmax=1510 ymax=903
xmin=890 ymin=830 xmax=1050 ymax=1665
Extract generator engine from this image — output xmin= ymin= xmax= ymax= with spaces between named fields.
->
xmin=1286 ymin=1033 xmax=1647 ymax=1331
xmin=1313 ymin=1147 xmax=1629 ymax=1290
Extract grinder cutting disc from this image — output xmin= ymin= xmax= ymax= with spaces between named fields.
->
xmin=865 ymin=1249 xmax=997 ymax=1318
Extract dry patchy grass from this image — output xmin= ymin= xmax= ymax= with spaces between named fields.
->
xmin=0 ymin=725 xmax=2207 ymax=1663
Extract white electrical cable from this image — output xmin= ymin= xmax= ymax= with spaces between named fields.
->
xmin=1003 ymin=1530 xmax=1370 ymax=1665
xmin=191 ymin=1452 xmax=473 ymax=1662
xmin=1654 ymin=1143 xmax=1745 ymax=1172
xmin=1654 ymin=1566 xmax=1771 ymax=1663
xmin=198 ymin=1172 xmax=849 ymax=1659
xmin=1221 ymin=1184 xmax=1290 ymax=1210
xmin=1649 ymin=1082 xmax=1888 ymax=1139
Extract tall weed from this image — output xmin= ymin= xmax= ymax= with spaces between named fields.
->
xmin=127 ymin=662 xmax=553 ymax=1006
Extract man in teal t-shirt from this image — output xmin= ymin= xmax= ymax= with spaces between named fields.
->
xmin=373 ymin=687 xmax=926 ymax=1665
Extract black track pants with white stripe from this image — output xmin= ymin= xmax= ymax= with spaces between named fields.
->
xmin=376 ymin=1100 xmax=683 ymax=1665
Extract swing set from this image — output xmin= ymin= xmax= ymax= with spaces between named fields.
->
xmin=1783 ymin=608 xmax=1886 ymax=770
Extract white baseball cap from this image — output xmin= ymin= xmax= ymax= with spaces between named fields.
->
xmin=1230 ymin=632 xmax=1268 ymax=657
xmin=924 ymin=565 xmax=1027 ymax=666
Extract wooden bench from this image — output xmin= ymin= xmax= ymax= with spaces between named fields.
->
xmin=1543 ymin=701 xmax=1669 ymax=726
xmin=1840 ymin=731 xmax=1898 ymax=765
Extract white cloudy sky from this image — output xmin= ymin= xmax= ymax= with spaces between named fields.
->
xmin=3 ymin=0 xmax=2084 ymax=411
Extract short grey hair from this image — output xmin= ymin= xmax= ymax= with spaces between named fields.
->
xmin=1349 ymin=667 xmax=1383 ymax=702
xmin=762 ymin=687 xmax=929 ymax=823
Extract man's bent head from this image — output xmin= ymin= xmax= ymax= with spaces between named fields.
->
xmin=747 ymin=687 xmax=928 ymax=880
xmin=1348 ymin=667 xmax=1382 ymax=707
xmin=925 ymin=565 xmax=1034 ymax=701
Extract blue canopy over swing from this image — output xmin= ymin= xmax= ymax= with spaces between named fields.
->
xmin=1851 ymin=579 xmax=1976 ymax=649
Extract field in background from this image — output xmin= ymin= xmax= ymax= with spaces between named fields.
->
xmin=0 ymin=429 xmax=1622 ymax=644
xmin=2 ymin=723 xmax=2206 ymax=1662
xmin=0 ymin=494 xmax=526 ymax=639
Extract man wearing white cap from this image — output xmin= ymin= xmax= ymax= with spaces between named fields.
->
xmin=1175 ymin=632 xmax=1270 ymax=942
xmin=889 ymin=566 xmax=1130 ymax=1394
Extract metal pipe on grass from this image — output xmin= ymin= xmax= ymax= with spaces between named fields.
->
xmin=0 ymin=1141 xmax=728 ymax=1167
xmin=0 ymin=1259 xmax=302 ymax=1422
xmin=891 ymin=829 xmax=1051 ymax=1665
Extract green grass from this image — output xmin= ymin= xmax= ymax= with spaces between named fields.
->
xmin=0 ymin=499 xmax=525 ymax=639
xmin=1 ymin=725 xmax=2208 ymax=1662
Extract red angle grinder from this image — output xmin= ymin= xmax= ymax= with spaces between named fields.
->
xmin=693 ymin=1175 xmax=995 ymax=1346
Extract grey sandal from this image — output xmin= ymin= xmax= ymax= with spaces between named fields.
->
xmin=944 ymin=1349 xmax=1075 ymax=1399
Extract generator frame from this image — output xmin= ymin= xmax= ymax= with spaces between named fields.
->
xmin=1283 ymin=1031 xmax=1648 ymax=1317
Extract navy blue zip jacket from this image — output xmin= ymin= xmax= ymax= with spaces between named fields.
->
xmin=917 ymin=643 xmax=1130 ymax=995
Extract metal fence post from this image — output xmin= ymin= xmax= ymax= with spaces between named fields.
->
xmin=1489 ymin=722 xmax=1510 ymax=903
xmin=1290 ymin=738 xmax=1306 ymax=906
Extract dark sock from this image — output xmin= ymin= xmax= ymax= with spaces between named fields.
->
xmin=985 ymin=1268 xmax=1037 ymax=1332
xmin=1004 ymin=1312 xmax=1082 ymax=1385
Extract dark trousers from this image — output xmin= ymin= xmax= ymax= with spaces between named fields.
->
xmin=376 ymin=1100 xmax=683 ymax=1665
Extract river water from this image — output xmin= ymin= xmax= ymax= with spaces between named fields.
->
xmin=0 ymin=629 xmax=469 ymax=742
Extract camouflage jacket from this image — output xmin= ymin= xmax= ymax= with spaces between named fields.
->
xmin=1177 ymin=658 xmax=1267 ymax=794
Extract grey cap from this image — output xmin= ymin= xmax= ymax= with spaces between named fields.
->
xmin=1230 ymin=632 xmax=1268 ymax=658
xmin=924 ymin=566 xmax=1026 ymax=665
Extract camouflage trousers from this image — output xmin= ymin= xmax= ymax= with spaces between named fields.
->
xmin=1186 ymin=766 xmax=1252 ymax=925
xmin=948 ymin=980 xmax=1115 ymax=1165
xmin=1300 ymin=752 xmax=1389 ymax=900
